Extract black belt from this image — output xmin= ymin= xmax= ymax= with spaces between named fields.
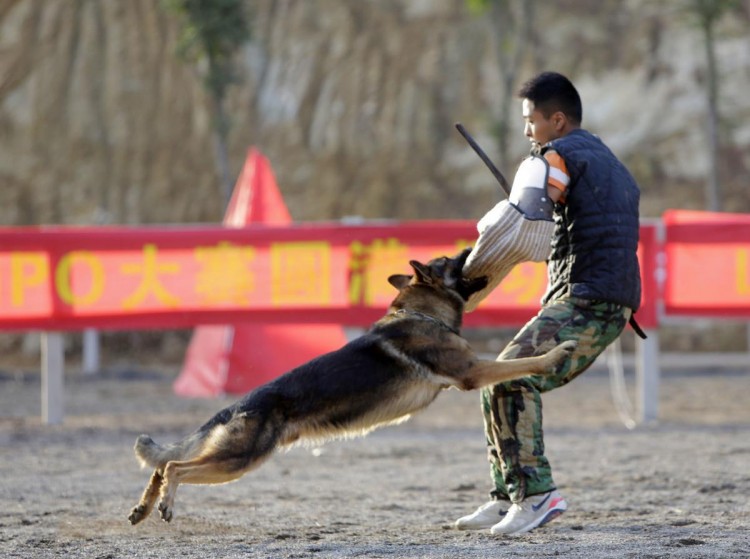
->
xmin=629 ymin=314 xmax=648 ymax=339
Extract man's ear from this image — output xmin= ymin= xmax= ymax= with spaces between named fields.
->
xmin=456 ymin=276 xmax=489 ymax=300
xmin=409 ymin=260 xmax=432 ymax=283
xmin=388 ymin=274 xmax=412 ymax=290
xmin=552 ymin=110 xmax=567 ymax=133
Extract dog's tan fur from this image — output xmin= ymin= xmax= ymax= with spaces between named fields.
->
xmin=128 ymin=249 xmax=576 ymax=525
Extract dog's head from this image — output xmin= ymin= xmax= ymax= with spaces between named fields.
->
xmin=387 ymin=248 xmax=488 ymax=301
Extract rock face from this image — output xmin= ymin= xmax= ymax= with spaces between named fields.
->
xmin=1 ymin=0 xmax=749 ymax=227
xmin=0 ymin=0 xmax=220 ymax=225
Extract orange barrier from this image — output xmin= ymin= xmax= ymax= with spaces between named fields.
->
xmin=176 ymin=148 xmax=350 ymax=397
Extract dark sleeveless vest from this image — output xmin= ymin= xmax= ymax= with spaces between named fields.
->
xmin=542 ymin=129 xmax=642 ymax=310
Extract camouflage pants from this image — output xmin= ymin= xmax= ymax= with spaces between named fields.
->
xmin=481 ymin=296 xmax=631 ymax=503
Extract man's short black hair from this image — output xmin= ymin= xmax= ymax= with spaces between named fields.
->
xmin=518 ymin=72 xmax=582 ymax=124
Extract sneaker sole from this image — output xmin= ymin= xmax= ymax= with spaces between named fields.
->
xmin=454 ymin=515 xmax=503 ymax=530
xmin=456 ymin=521 xmax=498 ymax=531
xmin=509 ymin=503 xmax=567 ymax=535
xmin=456 ymin=514 xmax=506 ymax=531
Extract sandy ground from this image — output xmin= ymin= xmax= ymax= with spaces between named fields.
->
xmin=1 ymin=361 xmax=749 ymax=559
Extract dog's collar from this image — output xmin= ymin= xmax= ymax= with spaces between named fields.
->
xmin=390 ymin=309 xmax=460 ymax=335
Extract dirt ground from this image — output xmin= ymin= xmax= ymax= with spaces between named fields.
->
xmin=1 ymin=360 xmax=749 ymax=559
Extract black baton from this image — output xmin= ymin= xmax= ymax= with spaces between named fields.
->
xmin=455 ymin=122 xmax=511 ymax=197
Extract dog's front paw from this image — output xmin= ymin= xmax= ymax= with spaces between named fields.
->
xmin=557 ymin=339 xmax=577 ymax=355
xmin=544 ymin=340 xmax=577 ymax=370
xmin=158 ymin=501 xmax=173 ymax=523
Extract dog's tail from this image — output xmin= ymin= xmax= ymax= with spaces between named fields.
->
xmin=133 ymin=432 xmax=205 ymax=469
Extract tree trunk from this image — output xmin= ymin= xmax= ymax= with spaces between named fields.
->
xmin=211 ymin=94 xmax=233 ymax=210
xmin=702 ymin=16 xmax=721 ymax=212
xmin=491 ymin=0 xmax=535 ymax=171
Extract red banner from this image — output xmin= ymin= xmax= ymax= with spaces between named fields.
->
xmin=636 ymin=221 xmax=659 ymax=328
xmin=0 ymin=221 xmax=663 ymax=331
xmin=663 ymin=210 xmax=750 ymax=317
xmin=0 ymin=222 xmax=555 ymax=331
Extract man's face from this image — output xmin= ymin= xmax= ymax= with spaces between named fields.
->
xmin=522 ymin=98 xmax=560 ymax=147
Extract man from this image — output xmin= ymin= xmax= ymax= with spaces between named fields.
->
xmin=456 ymin=71 xmax=642 ymax=535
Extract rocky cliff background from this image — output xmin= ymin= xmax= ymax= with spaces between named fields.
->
xmin=1 ymin=0 xmax=749 ymax=228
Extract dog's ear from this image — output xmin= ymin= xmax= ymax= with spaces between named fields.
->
xmin=455 ymin=247 xmax=473 ymax=269
xmin=409 ymin=260 xmax=433 ymax=284
xmin=456 ymin=275 xmax=489 ymax=300
xmin=388 ymin=274 xmax=413 ymax=290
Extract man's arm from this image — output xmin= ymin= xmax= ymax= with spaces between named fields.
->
xmin=544 ymin=149 xmax=569 ymax=203
xmin=548 ymin=184 xmax=564 ymax=203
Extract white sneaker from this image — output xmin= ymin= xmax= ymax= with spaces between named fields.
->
xmin=489 ymin=490 xmax=567 ymax=535
xmin=455 ymin=500 xmax=508 ymax=530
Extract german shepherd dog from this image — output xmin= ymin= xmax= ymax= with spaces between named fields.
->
xmin=128 ymin=249 xmax=575 ymax=525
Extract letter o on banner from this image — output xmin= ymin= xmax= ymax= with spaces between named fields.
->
xmin=55 ymin=252 xmax=105 ymax=306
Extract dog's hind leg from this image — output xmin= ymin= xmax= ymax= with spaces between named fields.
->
xmin=128 ymin=469 xmax=164 ymax=525
xmin=157 ymin=410 xmax=284 ymax=522
xmin=157 ymin=454 xmax=257 ymax=522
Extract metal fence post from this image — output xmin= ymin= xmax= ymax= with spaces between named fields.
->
xmin=42 ymin=332 xmax=65 ymax=425
xmin=82 ymin=328 xmax=100 ymax=374
xmin=636 ymin=329 xmax=660 ymax=423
